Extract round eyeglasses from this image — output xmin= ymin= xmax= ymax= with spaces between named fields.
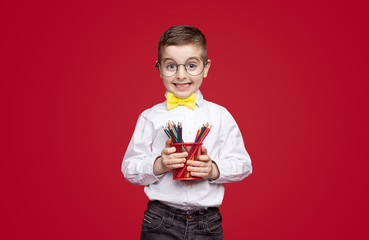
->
xmin=155 ymin=57 xmax=207 ymax=77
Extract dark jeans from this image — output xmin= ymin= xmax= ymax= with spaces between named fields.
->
xmin=140 ymin=201 xmax=223 ymax=240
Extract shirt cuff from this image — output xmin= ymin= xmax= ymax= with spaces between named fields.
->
xmin=209 ymin=160 xmax=222 ymax=183
xmin=139 ymin=156 xmax=161 ymax=186
xmin=152 ymin=156 xmax=165 ymax=181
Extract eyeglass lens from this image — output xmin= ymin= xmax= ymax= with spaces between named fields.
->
xmin=158 ymin=58 xmax=205 ymax=77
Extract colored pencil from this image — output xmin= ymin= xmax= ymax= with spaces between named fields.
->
xmin=163 ymin=121 xmax=212 ymax=178
xmin=178 ymin=125 xmax=212 ymax=177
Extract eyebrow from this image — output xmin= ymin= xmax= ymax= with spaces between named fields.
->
xmin=160 ymin=56 xmax=202 ymax=62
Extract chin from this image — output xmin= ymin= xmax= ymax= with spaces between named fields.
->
xmin=174 ymin=91 xmax=195 ymax=99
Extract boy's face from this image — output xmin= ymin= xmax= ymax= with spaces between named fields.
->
xmin=158 ymin=45 xmax=211 ymax=99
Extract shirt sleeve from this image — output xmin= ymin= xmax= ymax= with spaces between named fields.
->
xmin=210 ymin=109 xmax=253 ymax=184
xmin=121 ymin=113 xmax=160 ymax=185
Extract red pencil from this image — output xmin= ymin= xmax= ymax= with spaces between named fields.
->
xmin=179 ymin=126 xmax=211 ymax=177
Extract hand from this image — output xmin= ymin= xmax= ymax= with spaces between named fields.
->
xmin=186 ymin=146 xmax=220 ymax=180
xmin=153 ymin=138 xmax=188 ymax=175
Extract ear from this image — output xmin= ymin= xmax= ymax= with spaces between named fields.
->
xmin=156 ymin=61 xmax=162 ymax=78
xmin=203 ymin=59 xmax=211 ymax=78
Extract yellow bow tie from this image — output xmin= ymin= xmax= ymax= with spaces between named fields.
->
xmin=167 ymin=92 xmax=196 ymax=110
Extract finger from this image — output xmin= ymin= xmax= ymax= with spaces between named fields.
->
xmin=187 ymin=161 xmax=209 ymax=169
xmin=172 ymin=152 xmax=188 ymax=158
xmin=164 ymin=157 xmax=186 ymax=165
xmin=189 ymin=171 xmax=205 ymax=178
xmin=186 ymin=160 xmax=202 ymax=167
xmin=162 ymin=146 xmax=176 ymax=155
xmin=198 ymin=154 xmax=211 ymax=162
xmin=167 ymin=163 xmax=185 ymax=170
xmin=187 ymin=166 xmax=211 ymax=175
xmin=190 ymin=172 xmax=210 ymax=179
xmin=165 ymin=161 xmax=185 ymax=169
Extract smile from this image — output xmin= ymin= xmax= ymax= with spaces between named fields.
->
xmin=174 ymin=83 xmax=192 ymax=89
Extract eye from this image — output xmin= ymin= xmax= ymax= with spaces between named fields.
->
xmin=166 ymin=63 xmax=177 ymax=71
xmin=187 ymin=63 xmax=197 ymax=69
xmin=185 ymin=58 xmax=201 ymax=70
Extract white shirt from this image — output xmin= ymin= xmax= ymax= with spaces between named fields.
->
xmin=122 ymin=90 xmax=252 ymax=209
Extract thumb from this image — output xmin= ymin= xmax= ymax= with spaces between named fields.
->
xmin=201 ymin=146 xmax=208 ymax=155
xmin=165 ymin=138 xmax=173 ymax=148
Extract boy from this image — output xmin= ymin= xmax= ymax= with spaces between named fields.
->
xmin=122 ymin=25 xmax=252 ymax=239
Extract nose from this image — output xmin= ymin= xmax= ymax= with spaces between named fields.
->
xmin=176 ymin=64 xmax=187 ymax=80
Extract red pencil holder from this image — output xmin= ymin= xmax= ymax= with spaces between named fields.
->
xmin=172 ymin=142 xmax=202 ymax=180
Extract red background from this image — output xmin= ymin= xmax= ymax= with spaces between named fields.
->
xmin=1 ymin=0 xmax=368 ymax=239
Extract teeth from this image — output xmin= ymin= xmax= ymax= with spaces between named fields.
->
xmin=175 ymin=83 xmax=190 ymax=87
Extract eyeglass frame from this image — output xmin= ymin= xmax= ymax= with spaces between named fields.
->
xmin=155 ymin=57 xmax=209 ymax=77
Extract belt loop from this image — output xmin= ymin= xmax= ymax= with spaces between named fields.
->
xmin=165 ymin=208 xmax=175 ymax=228
xmin=198 ymin=209 xmax=206 ymax=230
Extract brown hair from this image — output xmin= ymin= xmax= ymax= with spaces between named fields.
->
xmin=158 ymin=25 xmax=207 ymax=62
